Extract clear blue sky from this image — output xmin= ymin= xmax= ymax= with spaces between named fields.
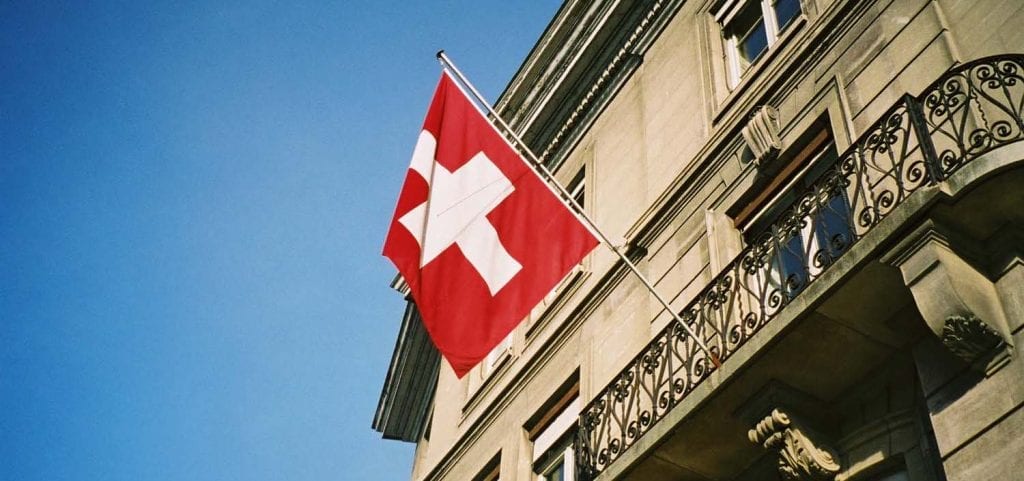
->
xmin=1 ymin=2 xmax=558 ymax=480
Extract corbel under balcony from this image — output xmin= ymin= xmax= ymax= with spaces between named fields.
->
xmin=749 ymin=409 xmax=841 ymax=481
xmin=881 ymin=219 xmax=1016 ymax=366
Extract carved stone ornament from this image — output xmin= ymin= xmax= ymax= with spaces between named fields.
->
xmin=749 ymin=409 xmax=841 ymax=481
xmin=941 ymin=314 xmax=1006 ymax=363
xmin=741 ymin=105 xmax=783 ymax=165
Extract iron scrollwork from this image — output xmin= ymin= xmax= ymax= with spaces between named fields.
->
xmin=574 ymin=55 xmax=1024 ymax=480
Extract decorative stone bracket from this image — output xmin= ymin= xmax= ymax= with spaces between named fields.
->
xmin=881 ymin=220 xmax=1015 ymax=365
xmin=940 ymin=315 xmax=1007 ymax=364
xmin=741 ymin=105 xmax=783 ymax=166
xmin=749 ymin=409 xmax=841 ymax=480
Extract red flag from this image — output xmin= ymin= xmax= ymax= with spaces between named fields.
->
xmin=383 ymin=72 xmax=599 ymax=378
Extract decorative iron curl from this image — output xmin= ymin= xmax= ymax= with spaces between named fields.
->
xmin=640 ymin=342 xmax=664 ymax=374
xmin=671 ymin=377 xmax=688 ymax=397
xmin=766 ymin=287 xmax=784 ymax=310
xmin=811 ymin=249 xmax=833 ymax=270
xmin=575 ymin=55 xmax=1024 ymax=479
xmin=939 ymin=149 xmax=961 ymax=173
xmin=856 ymin=204 xmax=877 ymax=228
xmin=688 ymin=350 xmax=708 ymax=380
xmin=991 ymin=120 xmax=1016 ymax=141
xmin=744 ymin=311 xmax=761 ymax=331
xmin=973 ymin=61 xmax=1022 ymax=90
xmin=831 ymin=233 xmax=850 ymax=253
xmin=638 ymin=411 xmax=652 ymax=429
xmin=785 ymin=273 xmax=806 ymax=294
xmin=905 ymin=159 xmax=926 ymax=184
xmin=728 ymin=323 xmax=744 ymax=346
xmin=612 ymin=372 xmax=634 ymax=402
xmin=625 ymin=420 xmax=640 ymax=440
xmin=657 ymin=389 xmax=673 ymax=410
xmin=745 ymin=234 xmax=774 ymax=269
xmin=875 ymin=189 xmax=896 ymax=212
xmin=838 ymin=151 xmax=859 ymax=176
xmin=924 ymin=76 xmax=967 ymax=119
xmin=967 ymin=128 xmax=993 ymax=153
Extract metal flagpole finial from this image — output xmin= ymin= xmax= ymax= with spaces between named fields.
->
xmin=436 ymin=49 xmax=445 ymax=60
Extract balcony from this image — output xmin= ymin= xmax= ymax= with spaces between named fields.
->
xmin=574 ymin=54 xmax=1024 ymax=480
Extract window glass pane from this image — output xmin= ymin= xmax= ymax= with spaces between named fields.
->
xmin=532 ymin=397 xmax=581 ymax=462
xmin=729 ymin=2 xmax=768 ymax=66
xmin=813 ymin=193 xmax=853 ymax=258
xmin=543 ymin=461 xmax=564 ymax=481
xmin=739 ymin=22 xmax=768 ymax=65
xmin=568 ymin=167 xmax=585 ymax=209
xmin=774 ymin=0 xmax=802 ymax=32
xmin=775 ymin=231 xmax=806 ymax=297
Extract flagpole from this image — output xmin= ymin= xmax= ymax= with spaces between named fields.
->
xmin=436 ymin=50 xmax=722 ymax=369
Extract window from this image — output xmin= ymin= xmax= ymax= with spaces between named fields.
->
xmin=774 ymin=0 xmax=802 ymax=30
xmin=731 ymin=126 xmax=853 ymax=299
xmin=472 ymin=453 xmax=501 ymax=481
xmin=481 ymin=331 xmax=513 ymax=378
xmin=759 ymin=188 xmax=851 ymax=297
xmin=538 ymin=452 xmax=572 ymax=481
xmin=464 ymin=330 xmax=514 ymax=410
xmin=532 ymin=400 xmax=578 ymax=481
xmin=567 ymin=166 xmax=586 ymax=210
xmin=718 ymin=0 xmax=803 ymax=85
xmin=729 ymin=2 xmax=769 ymax=70
xmin=526 ymin=377 xmax=580 ymax=481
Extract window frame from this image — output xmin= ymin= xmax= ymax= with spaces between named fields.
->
xmin=567 ymin=166 xmax=586 ymax=210
xmin=481 ymin=331 xmax=513 ymax=379
xmin=537 ymin=445 xmax=575 ymax=481
xmin=735 ymin=126 xmax=853 ymax=299
xmin=719 ymin=0 xmax=804 ymax=87
xmin=472 ymin=452 xmax=502 ymax=481
xmin=526 ymin=376 xmax=581 ymax=481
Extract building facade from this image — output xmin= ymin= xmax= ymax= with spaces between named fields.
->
xmin=374 ymin=1 xmax=1024 ymax=480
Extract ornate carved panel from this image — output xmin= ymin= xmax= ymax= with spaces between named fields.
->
xmin=941 ymin=315 xmax=1006 ymax=363
xmin=749 ymin=409 xmax=840 ymax=481
xmin=742 ymin=105 xmax=783 ymax=165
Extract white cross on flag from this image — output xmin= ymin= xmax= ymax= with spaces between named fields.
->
xmin=383 ymin=72 xmax=599 ymax=378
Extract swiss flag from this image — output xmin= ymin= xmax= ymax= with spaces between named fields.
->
xmin=383 ymin=72 xmax=599 ymax=378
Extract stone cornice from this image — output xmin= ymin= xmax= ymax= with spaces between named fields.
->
xmin=496 ymin=0 xmax=687 ymax=171
xmin=498 ymin=1 xmax=616 ymax=130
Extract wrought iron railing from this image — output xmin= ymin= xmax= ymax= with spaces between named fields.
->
xmin=574 ymin=54 xmax=1024 ymax=480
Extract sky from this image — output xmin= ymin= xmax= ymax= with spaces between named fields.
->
xmin=1 ymin=1 xmax=560 ymax=480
